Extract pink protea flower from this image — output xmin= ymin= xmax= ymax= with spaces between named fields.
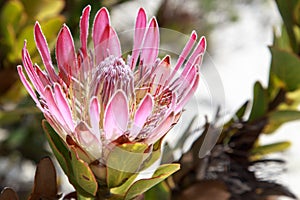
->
xmin=17 ymin=6 xmax=206 ymax=163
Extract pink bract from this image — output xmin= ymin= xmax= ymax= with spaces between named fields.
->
xmin=17 ymin=6 xmax=206 ymax=162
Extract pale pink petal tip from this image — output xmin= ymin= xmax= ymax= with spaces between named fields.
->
xmin=103 ymin=90 xmax=129 ymax=141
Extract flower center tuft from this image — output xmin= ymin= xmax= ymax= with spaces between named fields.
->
xmin=91 ymin=55 xmax=134 ymax=107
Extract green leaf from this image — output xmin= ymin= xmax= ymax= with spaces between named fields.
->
xmin=251 ymin=141 xmax=291 ymax=156
xmin=235 ymin=100 xmax=250 ymax=120
xmin=295 ymin=1 xmax=300 ymax=26
xmin=144 ymin=181 xmax=170 ymax=200
xmin=35 ymin=0 xmax=64 ymax=20
xmin=106 ymin=143 xmax=148 ymax=188
xmin=110 ymin=173 xmax=139 ymax=196
xmin=0 ymin=1 xmax=23 ymax=33
xmin=275 ymin=0 xmax=299 ymax=53
xmin=43 ymin=120 xmax=70 ymax=175
xmin=124 ymin=164 xmax=180 ymax=200
xmin=39 ymin=16 xmax=65 ymax=49
xmin=111 ymin=140 xmax=164 ymax=196
xmin=43 ymin=120 xmax=97 ymax=197
xmin=270 ymin=47 xmax=300 ymax=91
xmin=264 ymin=110 xmax=300 ymax=133
xmin=248 ymin=82 xmax=268 ymax=121
xmin=273 ymin=25 xmax=293 ymax=52
xmin=21 ymin=0 xmax=65 ymax=20
xmin=69 ymin=146 xmax=98 ymax=197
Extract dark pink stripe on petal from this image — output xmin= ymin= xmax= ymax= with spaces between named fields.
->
xmin=34 ymin=64 xmax=50 ymax=88
xmin=80 ymin=5 xmax=91 ymax=58
xmin=22 ymin=42 xmax=44 ymax=94
xmin=175 ymin=72 xmax=200 ymax=113
xmin=184 ymin=36 xmax=206 ymax=74
xmin=44 ymin=86 xmax=65 ymax=126
xmin=182 ymin=54 xmax=202 ymax=77
xmin=34 ymin=22 xmax=58 ymax=82
xmin=53 ymin=83 xmax=74 ymax=131
xmin=56 ymin=25 xmax=77 ymax=85
xmin=167 ymin=31 xmax=197 ymax=84
xmin=17 ymin=66 xmax=41 ymax=109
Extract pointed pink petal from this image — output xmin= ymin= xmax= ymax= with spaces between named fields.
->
xmin=80 ymin=5 xmax=91 ymax=57
xmin=183 ymin=36 xmax=206 ymax=76
xmin=145 ymin=112 xmax=174 ymax=145
xmin=34 ymin=22 xmax=58 ymax=82
xmin=107 ymin=26 xmax=121 ymax=57
xmin=175 ymin=72 xmax=200 ymax=113
xmin=176 ymin=66 xmax=197 ymax=100
xmin=170 ymin=54 xmax=200 ymax=92
xmin=75 ymin=122 xmax=102 ymax=160
xmin=34 ymin=64 xmax=50 ymax=87
xmin=153 ymin=55 xmax=171 ymax=87
xmin=89 ymin=96 xmax=100 ymax=138
xmin=140 ymin=17 xmax=159 ymax=67
xmin=44 ymin=86 xmax=65 ymax=126
xmin=132 ymin=94 xmax=153 ymax=138
xmin=92 ymin=7 xmax=110 ymax=65
xmin=56 ymin=25 xmax=77 ymax=85
xmin=103 ymin=90 xmax=129 ymax=141
xmin=53 ymin=83 xmax=74 ymax=131
xmin=181 ymin=54 xmax=203 ymax=77
xmin=166 ymin=31 xmax=197 ymax=84
xmin=131 ymin=8 xmax=147 ymax=69
xmin=17 ymin=65 xmax=41 ymax=109
xmin=22 ymin=42 xmax=44 ymax=94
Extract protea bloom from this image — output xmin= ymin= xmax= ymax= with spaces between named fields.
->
xmin=18 ymin=6 xmax=206 ymax=173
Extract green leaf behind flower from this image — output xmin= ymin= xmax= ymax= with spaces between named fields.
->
xmin=124 ymin=164 xmax=180 ymax=200
xmin=269 ymin=47 xmax=300 ymax=91
xmin=106 ymin=142 xmax=148 ymax=188
xmin=248 ymin=82 xmax=268 ymax=121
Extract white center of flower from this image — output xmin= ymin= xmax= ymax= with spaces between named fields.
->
xmin=91 ymin=55 xmax=134 ymax=106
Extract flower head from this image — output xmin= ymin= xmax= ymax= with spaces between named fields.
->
xmin=18 ymin=6 xmax=206 ymax=164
